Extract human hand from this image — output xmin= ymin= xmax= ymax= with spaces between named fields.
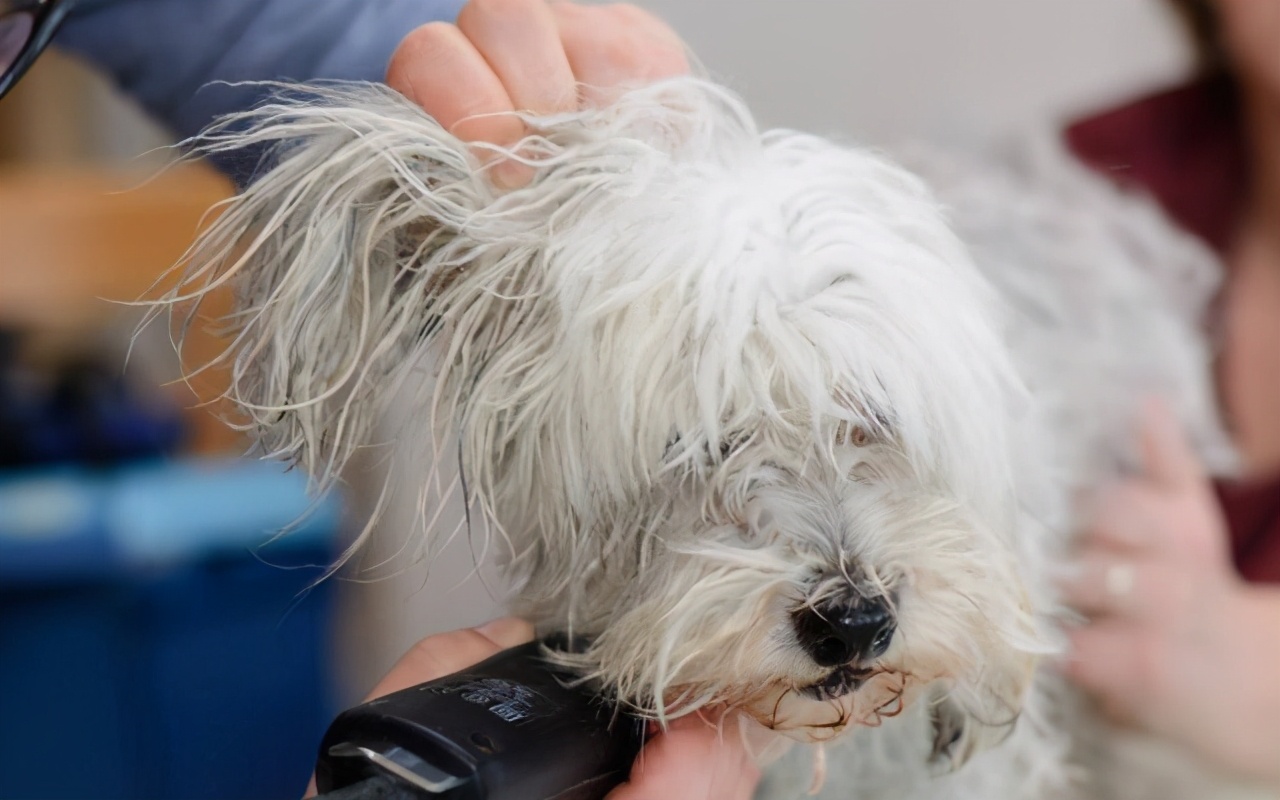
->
xmin=1061 ymin=400 xmax=1280 ymax=782
xmin=605 ymin=711 xmax=763 ymax=800
xmin=385 ymin=0 xmax=690 ymax=188
xmin=303 ymin=617 xmax=536 ymax=797
xmin=304 ymin=618 xmax=762 ymax=799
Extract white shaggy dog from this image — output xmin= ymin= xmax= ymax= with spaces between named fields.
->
xmin=162 ymin=78 xmax=1254 ymax=798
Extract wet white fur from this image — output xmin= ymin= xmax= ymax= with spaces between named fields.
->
xmin=160 ymin=79 xmax=1247 ymax=798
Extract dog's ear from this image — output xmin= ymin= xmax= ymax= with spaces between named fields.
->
xmin=155 ymin=84 xmax=556 ymax=500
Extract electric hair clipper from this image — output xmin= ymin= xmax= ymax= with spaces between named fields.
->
xmin=313 ymin=639 xmax=644 ymax=800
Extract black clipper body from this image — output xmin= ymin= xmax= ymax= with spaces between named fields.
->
xmin=315 ymin=640 xmax=645 ymax=800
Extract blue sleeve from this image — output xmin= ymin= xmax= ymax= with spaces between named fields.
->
xmin=55 ymin=0 xmax=464 ymax=146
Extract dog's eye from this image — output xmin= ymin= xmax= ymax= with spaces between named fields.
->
xmin=835 ymin=421 xmax=873 ymax=447
xmin=664 ymin=431 xmax=749 ymax=469
xmin=715 ymin=430 xmax=752 ymax=463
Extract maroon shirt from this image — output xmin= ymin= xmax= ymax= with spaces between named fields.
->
xmin=1065 ymin=76 xmax=1280 ymax=583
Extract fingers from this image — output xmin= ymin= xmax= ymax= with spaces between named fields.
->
xmin=454 ymin=0 xmax=578 ymax=186
xmin=554 ymin=3 xmax=691 ymax=106
xmin=1059 ymin=554 xmax=1148 ymax=618
xmin=458 ymin=0 xmax=578 ymax=115
xmin=1138 ymin=397 xmax=1205 ymax=492
xmin=386 ymin=22 xmax=523 ymax=146
xmin=1079 ymin=483 xmax=1165 ymax=553
xmin=1067 ymin=399 xmax=1219 ymax=587
xmin=1064 ymin=482 xmax=1164 ymax=619
xmin=606 ymin=713 xmax=761 ymax=800
xmin=1063 ymin=621 xmax=1150 ymax=716
xmin=387 ymin=1 xmax=691 ymax=189
xmin=364 ymin=617 xmax=536 ymax=701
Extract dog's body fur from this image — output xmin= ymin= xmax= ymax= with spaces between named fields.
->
xmin=164 ymin=79 xmax=1271 ymax=798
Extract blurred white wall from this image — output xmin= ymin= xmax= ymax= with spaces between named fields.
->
xmin=645 ymin=0 xmax=1191 ymax=144
xmin=339 ymin=0 xmax=1197 ymax=697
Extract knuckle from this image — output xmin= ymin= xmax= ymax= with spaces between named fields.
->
xmin=387 ymin=22 xmax=459 ymax=88
xmin=409 ymin=19 xmax=465 ymax=46
xmin=389 ymin=21 xmax=460 ymax=70
xmin=550 ymin=1 xmax=593 ymax=21
xmin=607 ymin=1 xmax=674 ymax=38
xmin=398 ymin=20 xmax=460 ymax=54
xmin=606 ymin=4 xmax=688 ymax=70
xmin=606 ymin=3 xmax=654 ymax=23
xmin=599 ymin=33 xmax=648 ymax=75
xmin=406 ymin=635 xmax=441 ymax=661
xmin=463 ymin=0 xmax=540 ymax=21
xmin=554 ymin=1 xmax=614 ymax=36
xmin=408 ymin=630 xmax=458 ymax=658
xmin=563 ymin=9 xmax=645 ymax=63
xmin=481 ymin=616 xmax=536 ymax=645
xmin=402 ymin=635 xmax=453 ymax=674
xmin=411 ymin=628 xmax=489 ymax=665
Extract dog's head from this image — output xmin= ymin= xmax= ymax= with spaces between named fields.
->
xmin=174 ymin=78 xmax=1049 ymax=768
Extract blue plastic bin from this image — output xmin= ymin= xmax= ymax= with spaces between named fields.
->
xmin=0 ymin=458 xmax=343 ymax=800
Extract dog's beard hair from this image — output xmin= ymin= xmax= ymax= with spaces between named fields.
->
xmin=533 ymin=470 xmax=1048 ymax=735
xmin=152 ymin=78 xmax=1150 ymax=793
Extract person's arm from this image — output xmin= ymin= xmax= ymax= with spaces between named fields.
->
xmin=53 ymin=0 xmax=465 ymax=141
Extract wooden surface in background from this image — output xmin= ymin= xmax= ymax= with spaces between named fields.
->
xmin=0 ymin=163 xmax=245 ymax=454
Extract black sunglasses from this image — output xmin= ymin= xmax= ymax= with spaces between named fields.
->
xmin=0 ymin=0 xmax=73 ymax=100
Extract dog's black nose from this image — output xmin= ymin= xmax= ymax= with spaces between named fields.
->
xmin=793 ymin=596 xmax=896 ymax=667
